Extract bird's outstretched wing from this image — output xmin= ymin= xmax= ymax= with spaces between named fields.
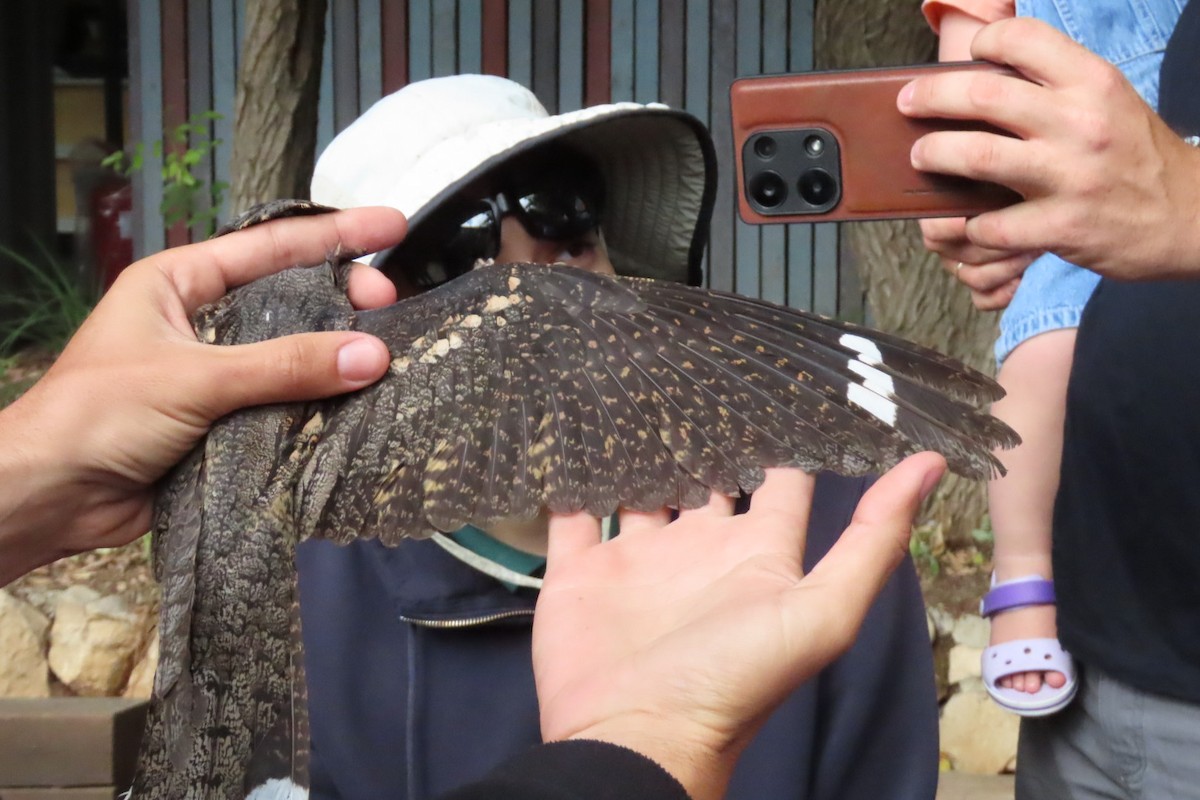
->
xmin=134 ymin=201 xmax=1018 ymax=799
xmin=291 ymin=260 xmax=1017 ymax=545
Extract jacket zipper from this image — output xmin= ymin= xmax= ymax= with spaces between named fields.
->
xmin=399 ymin=608 xmax=534 ymax=628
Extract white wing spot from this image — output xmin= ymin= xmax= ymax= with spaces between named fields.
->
xmin=508 ymin=275 xmax=522 ymax=291
xmin=848 ymin=360 xmax=896 ymax=398
xmin=461 ymin=314 xmax=483 ymax=328
xmin=839 ymin=333 xmax=884 ymax=365
xmin=390 ymin=356 xmax=412 ymax=374
xmin=848 ymin=384 xmax=899 ymax=426
xmin=845 ymin=355 xmax=899 ymax=427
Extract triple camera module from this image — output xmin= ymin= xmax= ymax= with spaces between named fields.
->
xmin=743 ymin=129 xmax=841 ymax=216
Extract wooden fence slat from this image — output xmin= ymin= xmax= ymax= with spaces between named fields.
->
xmin=458 ymin=0 xmax=483 ymax=73
xmin=409 ymin=0 xmax=434 ymax=81
xmin=358 ymin=0 xmax=384 ymax=109
xmin=187 ymin=0 xmax=214 ymax=240
xmin=789 ymin=0 xmax=813 ymax=72
xmin=706 ymin=0 xmax=735 ymax=292
xmin=732 ymin=0 xmax=760 ymax=297
xmin=559 ymin=0 xmax=585 ymax=110
xmin=531 ymin=0 xmax=558 ymax=109
xmin=210 ymin=0 xmax=238 ymax=225
xmin=481 ymin=0 xmax=507 ymax=76
xmin=317 ymin=4 xmax=336 ymax=155
xmin=584 ymin=0 xmax=610 ymax=104
xmin=683 ymin=0 xmax=708 ymax=131
xmin=786 ymin=224 xmax=814 ymax=310
xmin=333 ymin=0 xmax=362 ymax=130
xmin=381 ymin=0 xmax=409 ymax=92
xmin=812 ymin=221 xmax=839 ymax=316
xmin=432 ymin=0 xmax=458 ymax=77
xmin=682 ymin=0 xmax=710 ymax=285
xmin=657 ymin=0 xmax=684 ymax=109
xmin=756 ymin=0 xmax=787 ymax=304
xmin=130 ymin=0 xmax=164 ymax=258
xmin=632 ymin=0 xmax=658 ymax=104
xmin=507 ymin=0 xmax=533 ymax=88
xmin=161 ymin=0 xmax=189 ymax=248
xmin=609 ymin=0 xmax=634 ymax=101
xmin=786 ymin=0 xmax=814 ymax=309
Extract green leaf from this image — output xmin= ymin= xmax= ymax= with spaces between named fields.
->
xmin=969 ymin=527 xmax=994 ymax=544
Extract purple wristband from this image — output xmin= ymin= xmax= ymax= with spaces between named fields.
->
xmin=980 ymin=578 xmax=1056 ymax=618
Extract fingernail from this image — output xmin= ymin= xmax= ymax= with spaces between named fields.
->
xmin=337 ymin=336 xmax=387 ymax=384
xmin=910 ymin=139 xmax=924 ymax=169
xmin=897 ymin=81 xmax=915 ymax=110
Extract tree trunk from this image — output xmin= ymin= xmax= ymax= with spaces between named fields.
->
xmin=814 ymin=1 xmax=999 ymax=546
xmin=229 ymin=0 xmax=327 ymax=211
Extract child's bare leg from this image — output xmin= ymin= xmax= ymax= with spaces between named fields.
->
xmin=988 ymin=328 xmax=1076 ymax=693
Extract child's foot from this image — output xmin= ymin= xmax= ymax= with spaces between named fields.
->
xmin=988 ymin=601 xmax=1067 ymax=693
xmin=979 ymin=575 xmax=1077 ymax=716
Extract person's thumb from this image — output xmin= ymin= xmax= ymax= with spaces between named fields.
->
xmin=794 ymin=452 xmax=946 ymax=646
xmin=200 ymin=331 xmax=390 ymax=416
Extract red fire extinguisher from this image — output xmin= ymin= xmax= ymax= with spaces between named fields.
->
xmin=89 ymin=178 xmax=134 ymax=292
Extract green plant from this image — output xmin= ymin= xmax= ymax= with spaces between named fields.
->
xmin=0 ymin=241 xmax=95 ymax=358
xmin=103 ymin=110 xmax=229 ymax=237
xmin=909 ymin=519 xmax=946 ymax=578
xmin=0 ymin=242 xmax=93 ymax=409
xmin=969 ymin=514 xmax=995 ymax=545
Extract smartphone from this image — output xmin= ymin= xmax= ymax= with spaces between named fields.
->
xmin=730 ymin=61 xmax=1022 ymax=224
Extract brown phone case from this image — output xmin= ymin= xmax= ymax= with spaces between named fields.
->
xmin=731 ymin=61 xmax=1022 ymax=224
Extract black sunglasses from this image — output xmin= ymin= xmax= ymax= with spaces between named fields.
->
xmin=382 ymin=154 xmax=606 ymax=288
xmin=445 ymin=184 xmax=602 ymax=272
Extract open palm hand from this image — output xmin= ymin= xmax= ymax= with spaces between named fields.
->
xmin=534 ymin=454 xmax=945 ymax=800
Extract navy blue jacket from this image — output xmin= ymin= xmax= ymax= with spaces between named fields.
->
xmin=297 ymin=472 xmax=938 ymax=799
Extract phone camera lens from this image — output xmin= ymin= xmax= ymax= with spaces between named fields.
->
xmin=753 ymin=136 xmax=778 ymax=159
xmin=749 ymin=171 xmax=787 ymax=209
xmin=803 ymin=135 xmax=825 ymax=157
xmin=798 ymin=169 xmax=837 ymax=207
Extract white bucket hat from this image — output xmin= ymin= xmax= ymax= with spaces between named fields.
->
xmin=310 ymin=74 xmax=716 ymax=284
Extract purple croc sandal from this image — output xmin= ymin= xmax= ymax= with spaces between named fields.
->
xmin=980 ymin=575 xmax=1078 ymax=717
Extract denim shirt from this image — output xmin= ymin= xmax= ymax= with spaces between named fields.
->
xmin=997 ymin=0 xmax=1185 ymax=364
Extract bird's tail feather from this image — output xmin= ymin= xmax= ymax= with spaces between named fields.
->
xmin=129 ymin=573 xmax=309 ymax=799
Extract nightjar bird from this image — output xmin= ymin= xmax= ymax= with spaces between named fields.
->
xmin=130 ymin=201 xmax=1018 ymax=799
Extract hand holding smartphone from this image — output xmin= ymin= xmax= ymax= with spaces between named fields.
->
xmin=730 ymin=61 xmax=1022 ymax=224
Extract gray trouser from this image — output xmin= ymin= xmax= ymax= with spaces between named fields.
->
xmin=1016 ymin=664 xmax=1200 ymax=800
